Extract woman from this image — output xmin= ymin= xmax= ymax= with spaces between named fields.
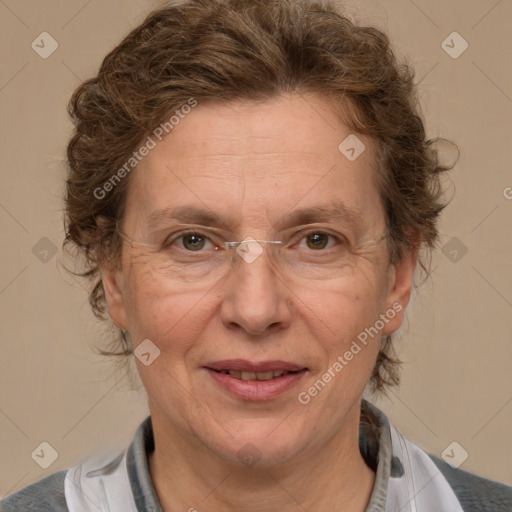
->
xmin=4 ymin=0 xmax=511 ymax=510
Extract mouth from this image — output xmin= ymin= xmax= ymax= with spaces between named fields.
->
xmin=203 ymin=360 xmax=308 ymax=401
xmin=210 ymin=369 xmax=300 ymax=381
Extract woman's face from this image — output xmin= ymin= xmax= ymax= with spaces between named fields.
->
xmin=102 ymin=93 xmax=415 ymax=466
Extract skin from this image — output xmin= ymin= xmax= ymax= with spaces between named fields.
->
xmin=101 ymin=93 xmax=418 ymax=511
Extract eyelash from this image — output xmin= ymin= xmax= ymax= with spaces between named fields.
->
xmin=165 ymin=229 xmax=346 ymax=252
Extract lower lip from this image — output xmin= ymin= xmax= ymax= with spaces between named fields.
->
xmin=205 ymin=368 xmax=307 ymax=401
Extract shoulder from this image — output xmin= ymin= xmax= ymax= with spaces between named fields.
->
xmin=1 ymin=470 xmax=69 ymax=512
xmin=429 ymin=454 xmax=512 ymax=512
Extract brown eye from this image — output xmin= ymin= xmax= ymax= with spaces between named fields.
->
xmin=305 ymin=233 xmax=329 ymax=250
xmin=182 ymin=233 xmax=207 ymax=251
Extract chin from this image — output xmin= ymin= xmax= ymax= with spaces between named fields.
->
xmin=200 ymin=419 xmax=310 ymax=468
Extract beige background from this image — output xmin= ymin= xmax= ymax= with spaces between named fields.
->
xmin=0 ymin=0 xmax=511 ymax=499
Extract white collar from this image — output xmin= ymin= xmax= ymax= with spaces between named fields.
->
xmin=385 ymin=424 xmax=463 ymax=512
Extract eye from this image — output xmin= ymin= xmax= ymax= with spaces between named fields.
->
xmin=298 ymin=231 xmax=337 ymax=251
xmin=305 ymin=232 xmax=329 ymax=250
xmin=182 ymin=233 xmax=204 ymax=251
xmin=162 ymin=231 xmax=216 ymax=252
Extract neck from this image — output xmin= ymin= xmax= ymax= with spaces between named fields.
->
xmin=148 ymin=406 xmax=376 ymax=512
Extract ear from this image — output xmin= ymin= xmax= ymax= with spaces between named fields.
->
xmin=381 ymin=239 xmax=419 ymax=335
xmin=96 ymin=215 xmax=129 ymax=330
xmin=100 ymin=261 xmax=128 ymax=330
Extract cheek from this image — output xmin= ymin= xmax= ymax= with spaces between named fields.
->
xmin=304 ymin=269 xmax=389 ymax=339
xmin=122 ymin=264 xmax=215 ymax=352
xmin=295 ymin=285 xmax=383 ymax=420
xmin=296 ymin=271 xmax=389 ymax=391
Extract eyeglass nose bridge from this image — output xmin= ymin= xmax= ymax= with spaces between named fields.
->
xmin=224 ymin=237 xmax=283 ymax=265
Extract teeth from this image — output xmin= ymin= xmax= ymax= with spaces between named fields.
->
xmin=255 ymin=371 xmax=274 ymax=381
xmin=220 ymin=370 xmax=290 ymax=381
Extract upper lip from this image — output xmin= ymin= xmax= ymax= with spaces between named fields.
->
xmin=204 ymin=359 xmax=307 ymax=373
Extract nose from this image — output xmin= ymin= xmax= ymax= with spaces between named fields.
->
xmin=219 ymin=244 xmax=292 ymax=336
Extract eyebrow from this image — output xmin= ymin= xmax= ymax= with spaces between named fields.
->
xmin=274 ymin=201 xmax=364 ymax=231
xmin=147 ymin=206 xmax=226 ymax=230
xmin=146 ymin=200 xmax=365 ymax=232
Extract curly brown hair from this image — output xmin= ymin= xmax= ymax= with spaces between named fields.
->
xmin=64 ymin=0 xmax=456 ymax=394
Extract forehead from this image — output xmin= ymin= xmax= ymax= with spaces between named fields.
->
xmin=150 ymin=94 xmax=371 ymax=168
xmin=125 ymin=93 xmax=384 ymax=232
